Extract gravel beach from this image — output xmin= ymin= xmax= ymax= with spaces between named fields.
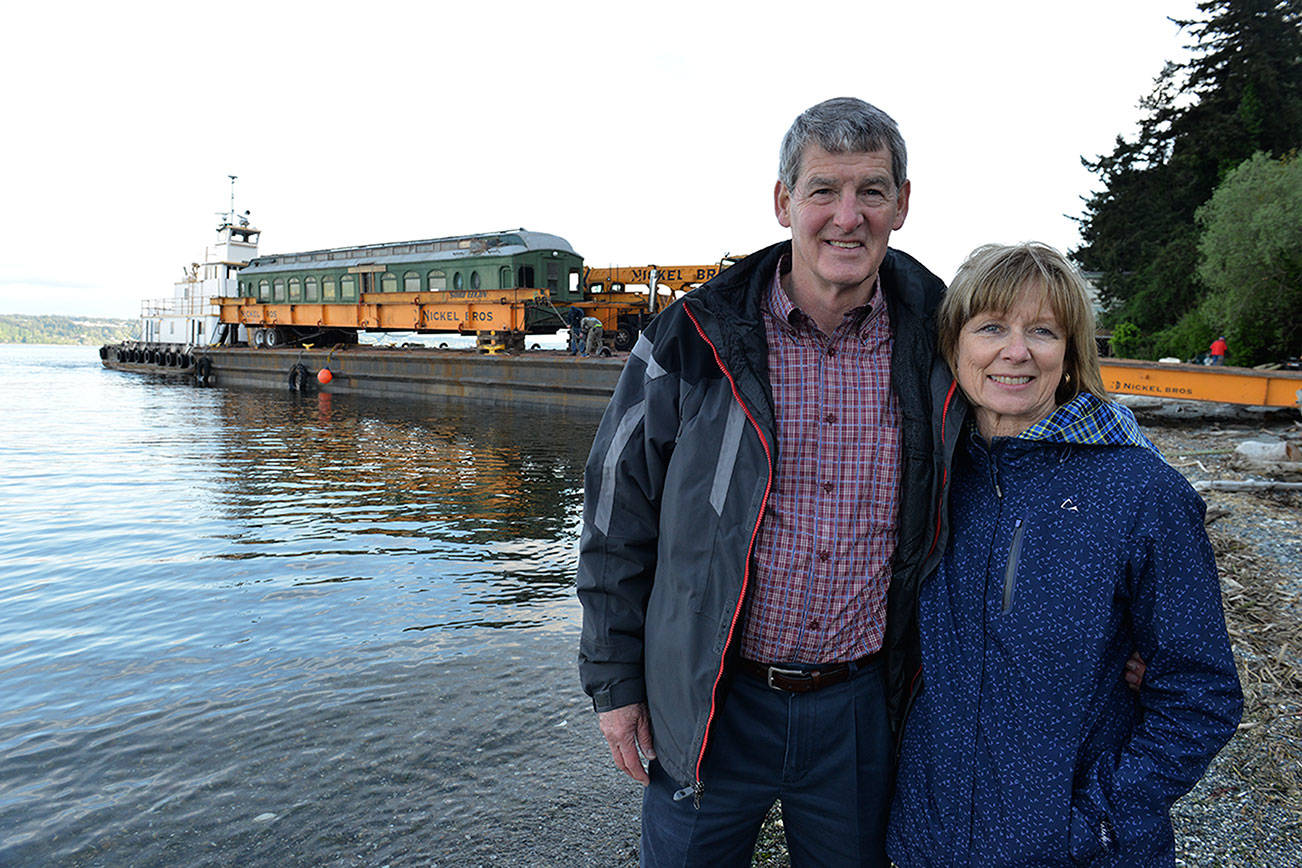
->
xmin=1144 ymin=414 xmax=1302 ymax=867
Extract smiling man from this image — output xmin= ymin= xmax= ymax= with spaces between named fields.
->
xmin=577 ymin=98 xmax=947 ymax=866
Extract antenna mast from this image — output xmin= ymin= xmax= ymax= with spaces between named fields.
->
xmin=227 ymin=174 xmax=238 ymax=223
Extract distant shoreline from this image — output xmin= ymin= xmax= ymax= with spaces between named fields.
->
xmin=0 ymin=314 xmax=134 ymax=346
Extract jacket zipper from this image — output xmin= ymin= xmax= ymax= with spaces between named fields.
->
xmin=1002 ymin=518 xmax=1025 ymax=614
xmin=989 ymin=447 xmax=1003 ymax=499
xmin=683 ymin=303 xmax=774 ymax=809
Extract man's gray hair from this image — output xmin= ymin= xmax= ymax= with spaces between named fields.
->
xmin=778 ymin=98 xmax=907 ymax=191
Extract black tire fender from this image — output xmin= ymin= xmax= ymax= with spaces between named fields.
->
xmin=288 ymin=362 xmax=311 ymax=392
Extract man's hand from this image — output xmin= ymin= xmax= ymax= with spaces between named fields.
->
xmin=1125 ymin=651 xmax=1146 ymax=691
xmin=598 ymin=702 xmax=656 ymax=785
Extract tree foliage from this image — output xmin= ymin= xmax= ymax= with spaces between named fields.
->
xmin=1195 ymin=151 xmax=1302 ymax=362
xmin=1073 ymin=0 xmax=1302 ymax=350
xmin=0 ymin=315 xmax=136 ymax=345
xmin=1108 ymin=321 xmax=1149 ymax=358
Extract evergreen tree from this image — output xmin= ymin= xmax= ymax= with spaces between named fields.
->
xmin=1073 ymin=0 xmax=1302 ymax=341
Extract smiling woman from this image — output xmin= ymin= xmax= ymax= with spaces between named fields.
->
xmin=955 ymin=283 xmax=1066 ymax=438
xmin=937 ymin=241 xmax=1108 ymax=437
xmin=887 ymin=242 xmax=1242 ymax=866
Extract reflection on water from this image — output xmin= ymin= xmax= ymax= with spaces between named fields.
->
xmin=208 ymin=388 xmax=591 ymax=632
xmin=0 ymin=346 xmax=640 ymax=866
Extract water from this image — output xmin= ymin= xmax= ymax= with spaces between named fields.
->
xmin=0 ymin=345 xmax=641 ymax=866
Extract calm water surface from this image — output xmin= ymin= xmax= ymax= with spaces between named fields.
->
xmin=0 ymin=345 xmax=640 ymax=866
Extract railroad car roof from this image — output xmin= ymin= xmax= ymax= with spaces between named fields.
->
xmin=241 ymin=229 xmax=577 ymax=275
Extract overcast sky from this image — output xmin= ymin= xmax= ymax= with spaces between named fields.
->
xmin=2 ymin=0 xmax=1202 ymax=319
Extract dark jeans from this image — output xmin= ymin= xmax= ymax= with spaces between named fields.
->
xmin=640 ymin=656 xmax=892 ymax=867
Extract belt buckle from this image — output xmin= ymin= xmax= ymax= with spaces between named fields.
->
xmin=766 ymin=665 xmax=809 ymax=690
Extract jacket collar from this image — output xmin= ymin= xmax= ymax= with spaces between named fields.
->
xmin=1018 ymin=392 xmax=1159 ymax=453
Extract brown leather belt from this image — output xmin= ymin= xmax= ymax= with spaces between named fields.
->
xmin=738 ymin=653 xmax=880 ymax=693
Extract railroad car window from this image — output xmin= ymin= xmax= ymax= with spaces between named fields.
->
xmin=470 ymin=271 xmax=481 ymax=290
xmin=382 ymin=273 xmax=398 ymax=293
xmin=428 ymin=270 xmax=446 ymax=290
xmin=454 ymin=272 xmax=464 ymax=291
xmin=547 ymin=262 xmax=559 ymax=290
xmin=259 ymin=280 xmax=270 ymax=301
xmin=323 ymin=276 xmax=337 ymax=300
xmin=305 ymin=276 xmax=319 ymax=302
xmin=500 ymin=266 xmax=512 ymax=288
xmin=273 ymin=278 xmax=286 ymax=303
xmin=404 ymin=271 xmax=420 ymax=292
xmin=569 ymin=269 xmax=580 ymax=297
xmin=289 ymin=277 xmax=303 ymax=301
xmin=341 ymin=275 xmax=357 ymax=300
xmin=517 ymin=265 xmax=535 ymax=287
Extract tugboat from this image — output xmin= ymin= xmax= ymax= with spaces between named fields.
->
xmin=100 ymin=176 xmax=258 ymax=376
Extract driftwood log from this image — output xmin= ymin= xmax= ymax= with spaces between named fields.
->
xmin=1194 ymin=480 xmax=1302 ymax=492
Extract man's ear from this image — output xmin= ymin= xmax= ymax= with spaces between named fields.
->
xmin=774 ymin=180 xmax=792 ymax=228
xmin=893 ymin=179 xmax=911 ymax=230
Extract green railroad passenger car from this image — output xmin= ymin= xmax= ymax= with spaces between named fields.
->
xmin=234 ymin=228 xmax=585 ymax=338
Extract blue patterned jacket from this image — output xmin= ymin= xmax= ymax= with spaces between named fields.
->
xmin=888 ymin=391 xmax=1242 ymax=866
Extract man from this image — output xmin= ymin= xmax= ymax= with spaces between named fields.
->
xmin=577 ymin=98 xmax=946 ymax=865
xmin=1208 ymin=335 xmax=1228 ymax=365
xmin=581 ymin=314 xmax=605 ymax=357
xmin=568 ymin=305 xmax=585 ymax=355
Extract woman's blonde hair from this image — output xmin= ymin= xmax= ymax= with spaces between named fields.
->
xmin=938 ymin=242 xmax=1108 ymax=405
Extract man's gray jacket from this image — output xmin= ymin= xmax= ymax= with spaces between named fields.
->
xmin=577 ymin=240 xmax=948 ymax=793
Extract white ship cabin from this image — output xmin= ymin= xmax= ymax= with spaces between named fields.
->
xmin=140 ymin=213 xmax=260 ymax=346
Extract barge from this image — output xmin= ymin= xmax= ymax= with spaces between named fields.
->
xmin=100 ymin=342 xmax=622 ymax=412
xmin=99 ymin=182 xmax=633 ymax=411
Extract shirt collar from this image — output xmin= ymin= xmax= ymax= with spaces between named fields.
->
xmin=767 ymin=254 xmax=884 ymax=339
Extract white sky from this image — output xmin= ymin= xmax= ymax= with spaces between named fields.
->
xmin=1 ymin=0 xmax=1202 ymax=319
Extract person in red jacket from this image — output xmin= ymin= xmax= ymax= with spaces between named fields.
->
xmin=1209 ymin=335 xmax=1228 ymax=364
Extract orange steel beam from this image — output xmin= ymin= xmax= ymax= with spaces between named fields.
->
xmin=1101 ymin=359 xmax=1302 ymax=408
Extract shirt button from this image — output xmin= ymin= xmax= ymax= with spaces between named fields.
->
xmin=808 ymin=619 xmax=820 ymax=630
xmin=824 ymin=413 xmax=837 ymax=424
xmin=822 ymin=481 xmax=834 ymax=493
xmin=827 ymin=347 xmax=837 ymax=358
xmin=817 ymin=551 xmax=830 ymax=562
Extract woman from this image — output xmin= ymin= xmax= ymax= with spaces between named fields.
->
xmin=887 ymin=243 xmax=1242 ymax=865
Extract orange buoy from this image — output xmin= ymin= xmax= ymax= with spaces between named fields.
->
xmin=317 ymin=368 xmax=333 ymax=384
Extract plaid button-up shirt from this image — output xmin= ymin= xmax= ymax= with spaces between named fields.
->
xmin=739 ymin=259 xmax=901 ymax=663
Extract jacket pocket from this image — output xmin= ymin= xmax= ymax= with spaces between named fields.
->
xmin=1001 ymin=518 xmax=1025 ymax=614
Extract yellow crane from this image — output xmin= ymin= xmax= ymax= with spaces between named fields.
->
xmin=574 ymin=259 xmax=741 ymax=350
